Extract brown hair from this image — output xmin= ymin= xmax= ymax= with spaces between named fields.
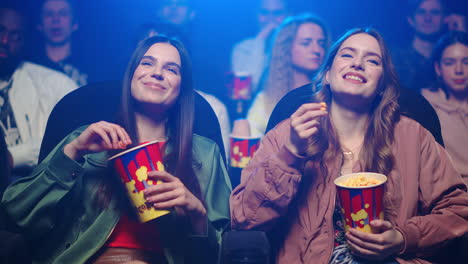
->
xmin=120 ymin=35 xmax=201 ymax=200
xmin=430 ymin=30 xmax=468 ymax=98
xmin=307 ymin=28 xmax=401 ymax=221
xmin=96 ymin=36 xmax=202 ymax=212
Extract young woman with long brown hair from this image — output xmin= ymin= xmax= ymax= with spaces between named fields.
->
xmin=2 ymin=35 xmax=231 ymax=264
xmin=230 ymin=28 xmax=468 ymax=263
xmin=422 ymin=31 xmax=468 ymax=185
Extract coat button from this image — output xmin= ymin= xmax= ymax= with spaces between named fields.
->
xmin=71 ymin=172 xmax=78 ymax=178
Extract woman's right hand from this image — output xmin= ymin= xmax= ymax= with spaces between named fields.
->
xmin=286 ymin=103 xmax=328 ymax=156
xmin=63 ymin=121 xmax=132 ymax=161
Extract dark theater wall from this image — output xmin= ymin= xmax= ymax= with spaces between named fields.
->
xmin=14 ymin=0 xmax=466 ymax=97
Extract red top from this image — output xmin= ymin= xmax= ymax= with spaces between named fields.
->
xmin=106 ymin=214 xmax=163 ymax=253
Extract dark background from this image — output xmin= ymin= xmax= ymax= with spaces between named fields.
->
xmin=18 ymin=0 xmax=467 ymax=99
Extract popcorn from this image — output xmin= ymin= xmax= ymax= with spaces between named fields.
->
xmin=340 ymin=174 xmax=383 ymax=187
xmin=320 ymin=102 xmax=327 ymax=111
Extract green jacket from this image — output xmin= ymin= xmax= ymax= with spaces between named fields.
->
xmin=2 ymin=127 xmax=232 ymax=264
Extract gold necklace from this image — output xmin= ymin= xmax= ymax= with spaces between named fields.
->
xmin=341 ymin=142 xmax=363 ymax=160
xmin=342 ymin=150 xmax=355 ymax=160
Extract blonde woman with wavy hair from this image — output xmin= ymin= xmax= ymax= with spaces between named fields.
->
xmin=231 ymin=28 xmax=468 ymax=264
xmin=245 ymin=13 xmax=330 ymax=136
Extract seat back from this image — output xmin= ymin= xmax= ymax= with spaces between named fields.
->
xmin=222 ymin=231 xmax=270 ymax=264
xmin=266 ymin=84 xmax=444 ymax=146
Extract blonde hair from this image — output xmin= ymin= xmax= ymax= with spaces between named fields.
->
xmin=260 ymin=13 xmax=330 ymax=117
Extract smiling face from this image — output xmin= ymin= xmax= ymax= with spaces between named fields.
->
xmin=326 ymin=33 xmax=383 ymax=106
xmin=291 ymin=22 xmax=326 ymax=73
xmin=435 ymin=43 xmax=468 ymax=96
xmin=131 ymin=42 xmax=182 ymax=112
xmin=39 ymin=0 xmax=77 ymax=46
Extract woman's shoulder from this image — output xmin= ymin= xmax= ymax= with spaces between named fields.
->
xmin=394 ymin=116 xmax=437 ymax=147
xmin=191 ymin=134 xmax=231 ymax=191
xmin=396 ymin=116 xmax=427 ymax=134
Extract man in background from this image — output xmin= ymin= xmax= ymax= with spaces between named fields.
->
xmin=394 ymin=0 xmax=465 ymax=91
xmin=157 ymin=0 xmax=195 ymax=27
xmin=0 ymin=5 xmax=77 ymax=178
xmin=32 ymin=0 xmax=88 ymax=86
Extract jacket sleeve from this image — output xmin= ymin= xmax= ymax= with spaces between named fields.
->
xmin=230 ymin=120 xmax=307 ymax=231
xmin=397 ymin=127 xmax=468 ymax=254
xmin=2 ymin=130 xmax=86 ymax=240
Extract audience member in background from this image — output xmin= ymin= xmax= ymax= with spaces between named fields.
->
xmin=32 ymin=0 xmax=88 ymax=87
xmin=422 ymin=30 xmax=468 ymax=185
xmin=2 ymin=35 xmax=231 ymax=263
xmin=0 ymin=5 xmax=77 ymax=178
xmin=136 ymin=21 xmax=189 ymax=48
xmin=394 ymin=0 xmax=466 ymax=92
xmin=137 ymin=22 xmax=231 ymax=160
xmin=231 ymin=0 xmax=288 ymax=93
xmin=155 ymin=0 xmax=195 ymax=41
xmin=157 ymin=0 xmax=195 ymax=26
xmin=230 ymin=28 xmax=468 ymax=264
xmin=246 ymin=13 xmax=329 ymax=136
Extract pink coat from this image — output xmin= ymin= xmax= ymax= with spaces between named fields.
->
xmin=230 ymin=116 xmax=468 ymax=263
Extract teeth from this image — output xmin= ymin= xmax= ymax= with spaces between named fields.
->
xmin=345 ymin=75 xmax=364 ymax=82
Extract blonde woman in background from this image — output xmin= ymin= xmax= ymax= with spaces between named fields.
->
xmin=246 ymin=13 xmax=330 ymax=136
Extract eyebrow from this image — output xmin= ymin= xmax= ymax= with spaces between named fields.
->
xmin=340 ymin=47 xmax=382 ymax=59
xmin=300 ymin=37 xmax=326 ymax=41
xmin=141 ymin=56 xmax=181 ymax=68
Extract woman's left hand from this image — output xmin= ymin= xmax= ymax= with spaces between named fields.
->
xmin=345 ymin=220 xmax=404 ymax=260
xmin=143 ymin=170 xmax=207 ymax=217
